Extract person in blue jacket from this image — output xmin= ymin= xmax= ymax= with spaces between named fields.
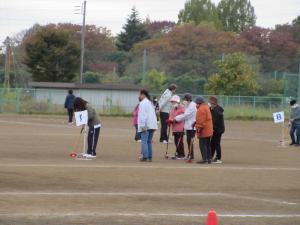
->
xmin=64 ymin=90 xmax=75 ymax=124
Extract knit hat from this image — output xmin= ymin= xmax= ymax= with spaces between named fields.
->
xmin=195 ymin=96 xmax=205 ymax=104
xmin=170 ymin=95 xmax=180 ymax=103
xmin=209 ymin=96 xmax=218 ymax=105
xmin=183 ymin=93 xmax=193 ymax=102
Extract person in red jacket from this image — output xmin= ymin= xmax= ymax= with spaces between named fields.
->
xmin=167 ymin=95 xmax=185 ymax=159
xmin=195 ymin=96 xmax=213 ymax=164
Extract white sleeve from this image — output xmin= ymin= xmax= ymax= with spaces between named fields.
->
xmin=138 ymin=102 xmax=147 ymax=128
xmin=175 ymin=106 xmax=193 ymax=122
xmin=159 ymin=91 xmax=171 ymax=110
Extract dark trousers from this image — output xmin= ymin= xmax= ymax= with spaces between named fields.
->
xmin=211 ymin=132 xmax=222 ymax=160
xmin=290 ymin=125 xmax=300 ymax=144
xmin=87 ymin=126 xmax=100 ymax=155
xmin=174 ymin=132 xmax=185 ymax=157
xmin=134 ymin=125 xmax=141 ymax=141
xmin=199 ymin=137 xmax=212 ymax=162
xmin=186 ymin=130 xmax=196 ymax=159
xmin=160 ymin=112 xmax=169 ymax=142
xmin=67 ymin=109 xmax=74 ymax=123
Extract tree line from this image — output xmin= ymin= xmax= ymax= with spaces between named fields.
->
xmin=1 ymin=0 xmax=300 ymax=96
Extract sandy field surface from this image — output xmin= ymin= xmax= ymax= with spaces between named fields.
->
xmin=0 ymin=115 xmax=299 ymax=225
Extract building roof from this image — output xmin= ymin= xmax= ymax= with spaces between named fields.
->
xmin=29 ymin=82 xmax=143 ymax=91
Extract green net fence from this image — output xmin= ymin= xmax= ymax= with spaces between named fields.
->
xmin=0 ymin=88 xmax=293 ymax=119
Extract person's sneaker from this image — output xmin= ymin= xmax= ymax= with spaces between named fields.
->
xmin=147 ymin=158 xmax=152 ymax=162
xmin=89 ymin=155 xmax=97 ymax=159
xmin=162 ymin=140 xmax=168 ymax=144
xmin=176 ymin=157 xmax=185 ymax=160
xmin=196 ymin=160 xmax=209 ymax=164
xmin=84 ymin=154 xmax=94 ymax=159
xmin=290 ymin=142 xmax=296 ymax=146
xmin=213 ymin=159 xmax=223 ymax=164
xmin=137 ymin=140 xmax=142 ymax=143
xmin=139 ymin=158 xmax=147 ymax=162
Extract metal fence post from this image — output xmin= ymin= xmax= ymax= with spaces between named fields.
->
xmin=253 ymin=96 xmax=256 ymax=118
xmin=0 ymin=88 xmax=3 ymax=113
xmin=16 ymin=89 xmax=20 ymax=113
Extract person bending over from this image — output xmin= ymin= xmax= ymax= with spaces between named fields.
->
xmin=74 ymin=97 xmax=101 ymax=158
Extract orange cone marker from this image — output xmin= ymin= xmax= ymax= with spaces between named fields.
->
xmin=206 ymin=210 xmax=218 ymax=225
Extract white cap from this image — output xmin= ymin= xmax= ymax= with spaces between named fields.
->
xmin=170 ymin=95 xmax=180 ymax=103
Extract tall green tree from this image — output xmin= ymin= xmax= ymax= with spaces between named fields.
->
xmin=292 ymin=16 xmax=300 ymax=26
xmin=178 ymin=0 xmax=222 ymax=30
xmin=205 ymin=53 xmax=259 ymax=95
xmin=117 ymin=8 xmax=149 ymax=51
xmin=142 ymin=69 xmax=167 ymax=92
xmin=24 ymin=27 xmax=80 ymax=82
xmin=218 ymin=0 xmax=256 ymax=32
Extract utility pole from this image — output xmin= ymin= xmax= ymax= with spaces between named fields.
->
xmin=142 ymin=49 xmax=147 ymax=81
xmin=3 ymin=37 xmax=11 ymax=90
xmin=298 ymin=59 xmax=300 ymax=101
xmin=80 ymin=0 xmax=87 ymax=84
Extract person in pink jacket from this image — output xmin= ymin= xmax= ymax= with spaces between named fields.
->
xmin=167 ymin=95 xmax=185 ymax=159
xmin=133 ymin=100 xmax=141 ymax=142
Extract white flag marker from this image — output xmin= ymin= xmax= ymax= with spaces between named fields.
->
xmin=273 ymin=111 xmax=284 ymax=124
xmin=75 ymin=110 xmax=88 ymax=127
xmin=272 ymin=111 xmax=286 ymax=147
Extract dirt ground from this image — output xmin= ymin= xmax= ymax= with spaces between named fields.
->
xmin=0 ymin=114 xmax=299 ymax=225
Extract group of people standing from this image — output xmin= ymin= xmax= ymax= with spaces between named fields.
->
xmin=135 ymin=85 xmax=225 ymax=164
xmin=64 ymin=85 xmax=225 ymax=163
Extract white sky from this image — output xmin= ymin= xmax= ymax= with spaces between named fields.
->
xmin=0 ymin=0 xmax=299 ymax=44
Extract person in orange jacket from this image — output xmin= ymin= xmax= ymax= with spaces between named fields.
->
xmin=195 ymin=96 xmax=213 ymax=164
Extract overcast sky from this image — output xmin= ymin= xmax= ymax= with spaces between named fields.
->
xmin=1 ymin=0 xmax=299 ymax=44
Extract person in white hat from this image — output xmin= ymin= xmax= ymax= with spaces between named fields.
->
xmin=166 ymin=95 xmax=186 ymax=159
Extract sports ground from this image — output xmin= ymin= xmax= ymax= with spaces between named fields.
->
xmin=0 ymin=115 xmax=299 ymax=225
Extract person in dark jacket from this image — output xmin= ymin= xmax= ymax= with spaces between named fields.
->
xmin=289 ymin=99 xmax=300 ymax=146
xmin=64 ymin=90 xmax=75 ymax=124
xmin=209 ymin=96 xmax=225 ymax=164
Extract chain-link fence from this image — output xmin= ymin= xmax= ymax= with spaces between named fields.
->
xmin=0 ymin=88 xmax=293 ymax=119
